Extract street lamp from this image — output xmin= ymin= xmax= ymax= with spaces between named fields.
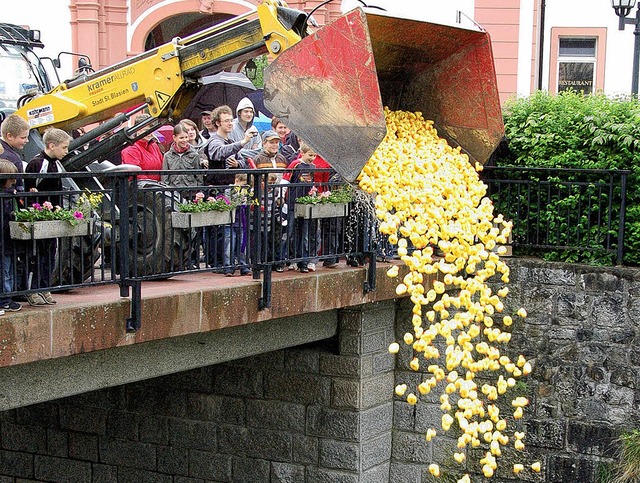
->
xmin=244 ymin=59 xmax=257 ymax=81
xmin=611 ymin=0 xmax=640 ymax=95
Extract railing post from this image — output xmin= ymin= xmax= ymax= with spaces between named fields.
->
xmin=116 ymin=174 xmax=130 ymax=297
xmin=363 ymin=210 xmax=376 ymax=293
xmin=115 ymin=174 xmax=143 ymax=330
xmin=364 ymin=251 xmax=376 ymax=293
xmin=617 ymin=171 xmax=628 ymax=265
xmin=260 ymin=265 xmax=272 ymax=309
xmin=126 ymin=280 xmax=142 ymax=332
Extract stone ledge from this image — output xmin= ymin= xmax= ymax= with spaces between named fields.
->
xmin=0 ymin=263 xmax=410 ymax=370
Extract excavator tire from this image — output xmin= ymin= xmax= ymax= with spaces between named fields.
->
xmin=52 ymin=233 xmax=101 ymax=286
xmin=125 ymin=189 xmax=189 ymax=276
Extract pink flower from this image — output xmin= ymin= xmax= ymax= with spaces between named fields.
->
xmin=73 ymin=211 xmax=84 ymax=220
xmin=309 ymin=186 xmax=318 ymax=196
xmin=43 ymin=201 xmax=54 ymax=210
xmin=33 ymin=202 xmax=42 ymax=210
xmin=195 ymin=192 xmax=205 ymax=202
xmin=207 ymin=196 xmax=216 ymax=202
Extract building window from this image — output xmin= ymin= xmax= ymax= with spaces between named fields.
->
xmin=557 ymin=38 xmax=597 ymax=94
xmin=549 ymin=28 xmax=607 ymax=94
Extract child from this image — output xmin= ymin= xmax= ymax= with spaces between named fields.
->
xmin=179 ymin=119 xmax=204 ymax=148
xmin=253 ymin=130 xmax=288 ymax=181
xmin=223 ymin=173 xmax=251 ymax=276
xmin=0 ymin=160 xmax=21 ymax=312
xmin=163 ymin=122 xmax=206 ymax=269
xmin=0 ymin=114 xmax=29 ymax=193
xmin=284 ymin=143 xmax=317 ymax=273
xmin=24 ymin=128 xmax=72 ymax=306
xmin=262 ymin=173 xmax=284 ymax=269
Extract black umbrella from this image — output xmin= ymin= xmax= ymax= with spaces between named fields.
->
xmin=247 ymin=89 xmax=273 ymax=118
xmin=182 ymin=72 xmax=256 ymax=119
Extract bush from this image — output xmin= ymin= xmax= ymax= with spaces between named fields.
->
xmin=495 ymin=90 xmax=640 ymax=264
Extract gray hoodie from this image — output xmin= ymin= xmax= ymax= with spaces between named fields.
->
xmin=229 ymin=97 xmax=262 ymax=151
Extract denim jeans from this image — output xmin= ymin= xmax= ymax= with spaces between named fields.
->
xmin=224 ymin=224 xmax=247 ymax=270
xmin=294 ymin=218 xmax=318 ymax=267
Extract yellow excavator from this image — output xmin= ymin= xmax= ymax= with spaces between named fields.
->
xmin=10 ymin=0 xmax=503 ymax=182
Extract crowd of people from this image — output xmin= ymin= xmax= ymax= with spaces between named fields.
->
xmin=0 ymin=95 xmax=353 ymax=314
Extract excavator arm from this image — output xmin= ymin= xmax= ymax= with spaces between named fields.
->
xmin=15 ymin=1 xmax=301 ymax=132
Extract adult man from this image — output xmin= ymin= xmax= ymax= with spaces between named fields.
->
xmin=205 ymin=105 xmax=257 ymax=187
xmin=203 ymin=105 xmax=255 ymax=274
xmin=200 ymin=110 xmax=215 ymax=140
xmin=229 ymin=98 xmax=261 ymax=151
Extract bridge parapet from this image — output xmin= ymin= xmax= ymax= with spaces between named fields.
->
xmin=0 ymin=263 xmax=412 ymax=410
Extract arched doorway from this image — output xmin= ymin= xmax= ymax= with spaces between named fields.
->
xmin=143 ymin=12 xmax=232 ymax=51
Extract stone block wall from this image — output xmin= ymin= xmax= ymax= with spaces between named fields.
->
xmin=0 ymin=302 xmax=397 ymax=482
xmin=391 ymin=258 xmax=640 ymax=483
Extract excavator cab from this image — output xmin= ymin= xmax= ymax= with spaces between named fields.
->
xmin=0 ymin=24 xmax=51 ymax=115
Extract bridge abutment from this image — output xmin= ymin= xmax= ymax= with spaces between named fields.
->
xmin=0 ymin=301 xmax=397 ymax=482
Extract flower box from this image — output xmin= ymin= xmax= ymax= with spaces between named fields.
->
xmin=9 ymin=220 xmax=93 ymax=240
xmin=294 ymin=202 xmax=349 ymax=219
xmin=171 ymin=209 xmax=236 ymax=228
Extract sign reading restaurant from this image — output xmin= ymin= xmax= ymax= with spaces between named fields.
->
xmin=558 ymin=62 xmax=594 ymax=94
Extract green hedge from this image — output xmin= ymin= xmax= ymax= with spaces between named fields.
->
xmin=494 ymin=90 xmax=640 ymax=265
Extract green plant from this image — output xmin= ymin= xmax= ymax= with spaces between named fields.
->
xmin=296 ymin=185 xmax=353 ymax=205
xmin=494 ymin=90 xmax=640 ymax=265
xmin=610 ymin=430 xmax=640 ymax=483
xmin=14 ymin=190 xmax=103 ymax=225
xmin=177 ymin=187 xmax=255 ymax=213
xmin=597 ymin=461 xmax=615 ymax=483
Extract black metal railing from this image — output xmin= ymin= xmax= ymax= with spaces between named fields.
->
xmin=481 ymin=166 xmax=629 ymax=265
xmin=0 ymin=169 xmax=382 ymax=330
xmin=0 ymin=166 xmax=630 ymax=330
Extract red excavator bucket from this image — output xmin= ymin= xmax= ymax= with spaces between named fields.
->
xmin=264 ymin=8 xmax=504 ymax=182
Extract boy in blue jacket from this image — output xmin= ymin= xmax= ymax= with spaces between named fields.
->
xmin=0 ymin=160 xmax=21 ymax=312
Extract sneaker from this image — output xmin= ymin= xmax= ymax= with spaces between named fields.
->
xmin=287 ymin=263 xmax=297 ymax=271
xmin=275 ymin=265 xmax=285 ymax=273
xmin=0 ymin=309 xmax=4 ymax=316
xmin=42 ymin=292 xmax=57 ymax=305
xmin=323 ymin=260 xmax=339 ymax=268
xmin=240 ymin=269 xmax=251 ymax=276
xmin=2 ymin=301 xmax=22 ymax=312
xmin=299 ymin=266 xmax=309 ymax=273
xmin=224 ymin=271 xmax=235 ymax=277
xmin=26 ymin=293 xmax=47 ymax=306
xmin=307 ymin=263 xmax=316 ymax=272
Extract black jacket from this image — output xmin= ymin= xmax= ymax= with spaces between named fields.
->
xmin=25 ymin=152 xmax=63 ymax=207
